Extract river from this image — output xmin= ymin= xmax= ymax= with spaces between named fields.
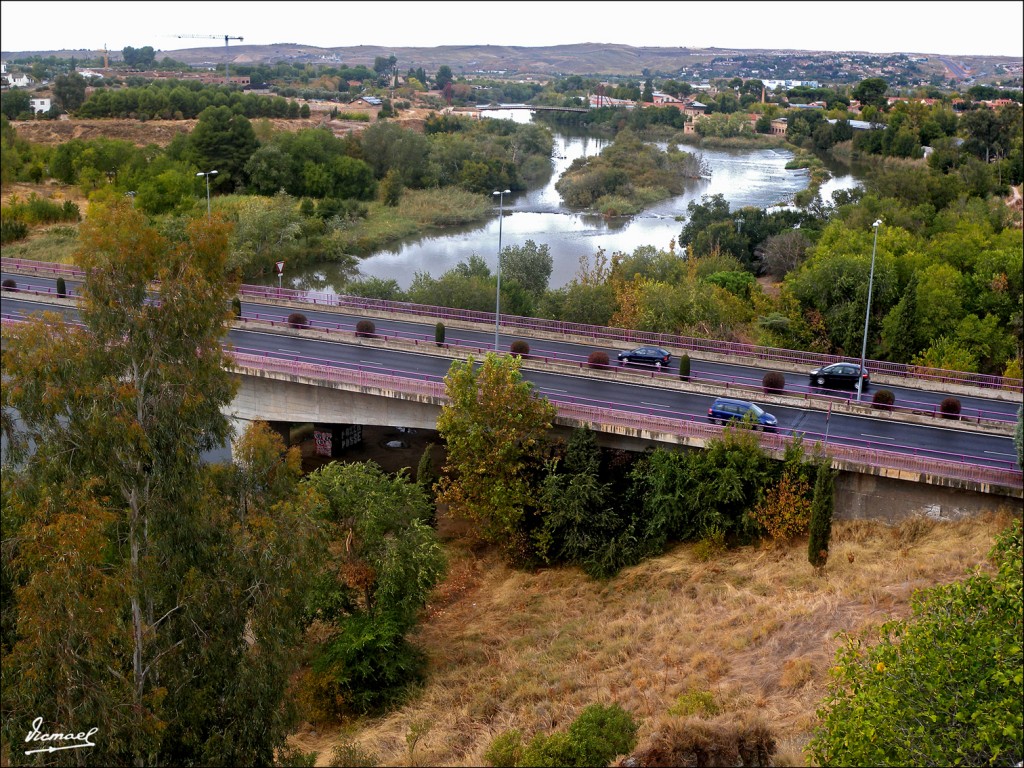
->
xmin=278 ymin=108 xmax=863 ymax=293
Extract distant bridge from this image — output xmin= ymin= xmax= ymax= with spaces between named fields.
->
xmin=469 ymin=103 xmax=589 ymax=114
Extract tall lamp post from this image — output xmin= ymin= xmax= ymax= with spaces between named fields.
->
xmin=492 ymin=189 xmax=511 ymax=352
xmin=857 ymin=219 xmax=883 ymax=402
xmin=196 ymin=170 xmax=218 ymax=218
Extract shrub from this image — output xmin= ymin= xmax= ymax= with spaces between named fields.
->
xmin=871 ymin=388 xmax=895 ymax=411
xmin=567 ymin=703 xmax=638 ymax=766
xmin=520 ymin=731 xmax=579 ymax=767
xmin=231 ymin=296 xmax=242 ymax=318
xmin=287 ymin=312 xmax=309 ymax=329
xmin=56 ymin=276 xmax=67 ymax=297
xmin=0 ymin=218 xmax=29 ymax=244
xmin=679 ymin=353 xmax=691 ymax=381
xmin=434 ymin=321 xmax=445 ymax=347
xmin=355 ymin=319 xmax=376 ymax=338
xmin=762 ymin=370 xmax=786 ymax=394
xmin=587 ymin=350 xmax=610 ymax=369
xmin=483 ymin=729 xmax=523 ymax=768
xmin=939 ymin=397 xmax=961 ymax=420
xmin=312 ymin=613 xmax=426 ymax=716
xmin=751 ymin=472 xmax=812 ymax=541
xmin=500 ymin=703 xmax=638 ymax=767
xmin=328 ymin=740 xmax=378 ymax=767
xmin=275 ymin=746 xmax=319 ymax=767
xmin=692 ymin=525 xmax=726 ymax=562
xmin=510 ymin=339 xmax=530 ymax=358
xmin=1 ymin=278 xmax=17 ymax=291
xmin=669 ymin=689 xmax=720 ymax=718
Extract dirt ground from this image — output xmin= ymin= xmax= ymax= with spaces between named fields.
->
xmin=7 ymin=106 xmax=434 ymax=148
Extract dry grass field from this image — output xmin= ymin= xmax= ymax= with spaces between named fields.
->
xmin=285 ymin=510 xmax=1016 ymax=767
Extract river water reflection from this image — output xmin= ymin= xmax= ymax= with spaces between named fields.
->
xmin=279 ymin=109 xmax=863 ymax=293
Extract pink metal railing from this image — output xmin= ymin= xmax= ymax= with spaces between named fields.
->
xmin=3 ymin=310 xmax=1020 ymax=488
xmin=4 ymin=255 xmax=1022 ymax=394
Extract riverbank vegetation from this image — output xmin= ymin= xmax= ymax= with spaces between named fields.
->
xmin=554 ymin=128 xmax=707 ymax=215
xmin=2 ymin=75 xmax=1021 ymax=375
xmin=0 ymin=109 xmax=550 ymax=278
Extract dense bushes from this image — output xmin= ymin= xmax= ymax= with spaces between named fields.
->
xmin=806 ymin=522 xmax=1022 ymax=767
xmin=0 ymin=218 xmax=28 ymax=244
xmin=355 ymin=319 xmax=376 ymax=338
xmin=435 ymin=321 xmax=445 ymax=347
xmin=587 ymin=350 xmax=609 ymax=368
xmin=287 ymin=312 xmax=309 ymax=329
xmin=2 ymin=194 xmax=80 ymax=226
xmin=534 ymin=426 xmax=810 ymax=578
xmin=1 ymin=278 xmax=16 ymax=291
xmin=486 ymin=703 xmax=638 ymax=768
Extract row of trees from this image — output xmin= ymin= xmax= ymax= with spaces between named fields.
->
xmin=435 ymin=353 xmax=837 ymax=576
xmin=76 ymin=80 xmax=312 ymax=121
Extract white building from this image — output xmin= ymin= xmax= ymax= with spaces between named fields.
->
xmin=29 ymin=98 xmax=51 ymax=114
xmin=3 ymin=73 xmax=33 ymax=88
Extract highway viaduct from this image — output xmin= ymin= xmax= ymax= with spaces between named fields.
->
xmin=2 ymin=269 xmax=1021 ymax=525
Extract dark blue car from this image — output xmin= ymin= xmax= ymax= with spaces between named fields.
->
xmin=707 ymin=397 xmax=778 ymax=432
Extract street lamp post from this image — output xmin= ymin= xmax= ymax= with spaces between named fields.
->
xmin=196 ymin=170 xmax=218 ymax=218
xmin=492 ymin=189 xmax=511 ymax=352
xmin=857 ymin=219 xmax=883 ymax=402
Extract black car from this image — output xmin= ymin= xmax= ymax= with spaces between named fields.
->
xmin=809 ymin=362 xmax=870 ymax=391
xmin=617 ymin=346 xmax=672 ymax=368
xmin=707 ymin=397 xmax=778 ymax=432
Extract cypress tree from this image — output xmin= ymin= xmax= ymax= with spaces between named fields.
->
xmin=808 ymin=461 xmax=835 ymax=569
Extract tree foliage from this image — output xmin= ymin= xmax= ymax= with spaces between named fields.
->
xmin=300 ymin=461 xmax=446 ymax=716
xmin=807 ymin=461 xmax=836 ymax=569
xmin=806 ymin=521 xmax=1023 ymax=767
xmin=436 ymin=353 xmax=556 ymax=563
xmin=1 ymin=202 xmax=321 ymax=765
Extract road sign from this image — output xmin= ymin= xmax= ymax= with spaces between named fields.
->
xmin=275 ymin=261 xmax=285 ymax=274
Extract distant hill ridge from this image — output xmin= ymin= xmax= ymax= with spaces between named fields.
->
xmin=3 ymin=42 xmax=1018 ymax=79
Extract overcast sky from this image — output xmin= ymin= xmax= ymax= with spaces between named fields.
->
xmin=2 ymin=1 xmax=1022 ymax=58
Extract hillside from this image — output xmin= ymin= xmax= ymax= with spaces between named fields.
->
xmin=5 ymin=42 xmax=1020 ymax=81
xmin=285 ymin=511 xmax=1014 ymax=766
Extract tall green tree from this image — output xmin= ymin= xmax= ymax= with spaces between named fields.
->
xmin=852 ymin=77 xmax=889 ymax=110
xmin=186 ymin=105 xmax=259 ymax=192
xmin=1 ymin=201 xmax=320 ymax=765
xmin=500 ymin=239 xmax=553 ymax=301
xmin=437 ymin=353 xmax=556 ymax=563
xmin=52 ymin=72 xmax=87 ymax=112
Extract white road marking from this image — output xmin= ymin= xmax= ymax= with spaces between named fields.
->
xmin=861 ymin=433 xmax=896 ymax=440
xmin=984 ymin=450 xmax=1017 ymax=458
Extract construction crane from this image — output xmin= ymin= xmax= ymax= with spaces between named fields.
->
xmin=175 ymin=34 xmax=243 ymax=84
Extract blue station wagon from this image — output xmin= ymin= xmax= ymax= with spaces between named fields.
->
xmin=707 ymin=397 xmax=778 ymax=432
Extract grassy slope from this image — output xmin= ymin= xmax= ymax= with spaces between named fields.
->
xmin=287 ymin=511 xmax=1016 ymax=767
